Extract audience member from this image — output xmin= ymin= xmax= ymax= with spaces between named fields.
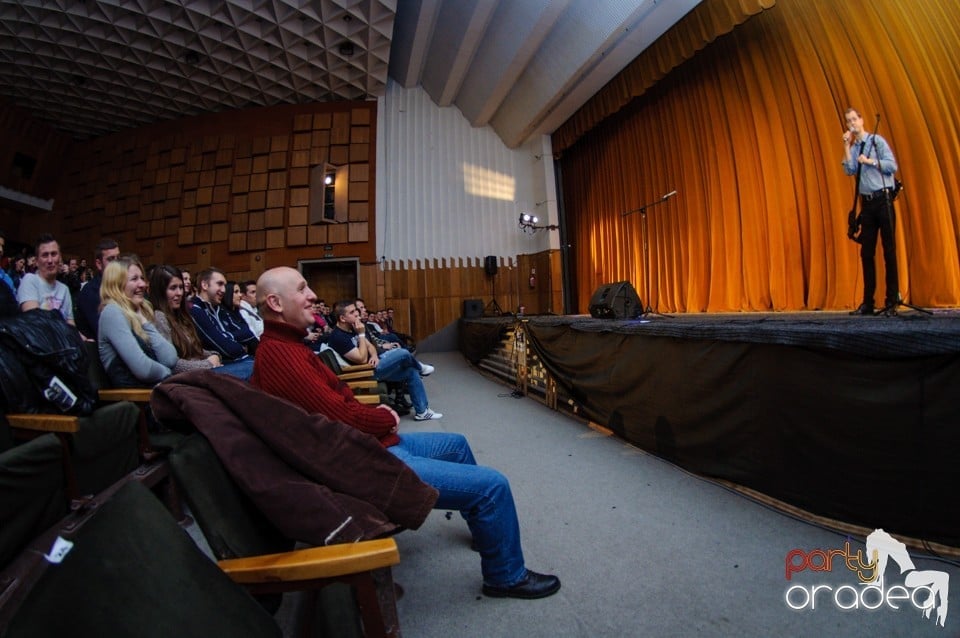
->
xmin=6 ymin=256 xmax=26 ymax=292
xmin=97 ymin=257 xmax=177 ymax=387
xmin=224 ymin=280 xmax=258 ymax=345
xmin=148 ymin=265 xmax=254 ymax=379
xmin=238 ymin=279 xmax=264 ymax=339
xmin=328 ymin=299 xmax=439 ymax=421
xmin=317 ymin=299 xmax=335 ymax=327
xmin=180 ymin=269 xmax=193 ymax=299
xmin=76 ymin=238 xmax=121 ymax=339
xmin=0 ymin=231 xmax=16 ymax=316
xmin=250 ymin=266 xmax=560 ymax=599
xmin=59 ymin=256 xmax=82 ymax=303
xmin=0 ymin=231 xmax=15 ymax=295
xmin=25 ymin=254 xmax=37 ymax=274
xmin=17 ymin=234 xmax=74 ymax=325
xmin=189 ymin=267 xmax=257 ymax=363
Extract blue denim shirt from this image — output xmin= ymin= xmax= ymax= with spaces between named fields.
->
xmin=842 ymin=133 xmax=898 ymax=194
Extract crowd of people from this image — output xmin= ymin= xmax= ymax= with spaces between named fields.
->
xmin=0 ymin=231 xmax=561 ymax=600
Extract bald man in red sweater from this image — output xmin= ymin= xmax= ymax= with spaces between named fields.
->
xmin=250 ymin=267 xmax=560 ymax=599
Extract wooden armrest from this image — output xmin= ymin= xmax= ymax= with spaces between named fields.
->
xmin=355 ymin=394 xmax=380 ymax=405
xmin=346 ymin=380 xmax=379 ymax=390
xmin=98 ymin=388 xmax=153 ymax=403
xmin=341 ymin=363 xmax=375 ymax=374
xmin=5 ymin=414 xmax=80 ymax=433
xmin=338 ymin=370 xmax=376 ymax=382
xmin=219 ymin=538 xmax=399 ymax=584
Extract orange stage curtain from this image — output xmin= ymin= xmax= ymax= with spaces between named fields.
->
xmin=558 ymin=0 xmax=960 ymax=313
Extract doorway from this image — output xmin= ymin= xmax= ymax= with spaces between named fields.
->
xmin=299 ymin=258 xmax=359 ymax=308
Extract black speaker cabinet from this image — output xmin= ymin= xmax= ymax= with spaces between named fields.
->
xmin=484 ymin=255 xmax=498 ymax=276
xmin=588 ymin=281 xmax=643 ymax=319
xmin=463 ymin=298 xmax=484 ymax=319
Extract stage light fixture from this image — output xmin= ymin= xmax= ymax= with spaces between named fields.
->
xmin=518 ymin=212 xmax=558 ymax=234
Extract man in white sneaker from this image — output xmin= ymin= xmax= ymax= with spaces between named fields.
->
xmin=328 ymin=298 xmax=440 ymax=420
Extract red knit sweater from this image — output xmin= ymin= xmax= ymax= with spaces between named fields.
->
xmin=250 ymin=320 xmax=400 ymax=447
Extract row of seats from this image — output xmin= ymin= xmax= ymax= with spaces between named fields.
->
xmin=1 ymin=320 xmax=405 ymax=636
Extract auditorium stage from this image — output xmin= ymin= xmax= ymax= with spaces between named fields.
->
xmin=459 ymin=309 xmax=960 ymax=548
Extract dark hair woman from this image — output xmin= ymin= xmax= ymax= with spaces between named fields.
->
xmin=148 ymin=265 xmax=253 ymax=380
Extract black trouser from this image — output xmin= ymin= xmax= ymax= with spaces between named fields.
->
xmin=858 ymin=195 xmax=899 ymax=307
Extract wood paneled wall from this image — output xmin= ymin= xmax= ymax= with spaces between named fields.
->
xmin=20 ymin=101 xmax=376 ymax=283
xmin=374 ymin=249 xmax=562 ymax=339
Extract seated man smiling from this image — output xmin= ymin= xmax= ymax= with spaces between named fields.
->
xmin=249 ymin=266 xmax=560 ymax=600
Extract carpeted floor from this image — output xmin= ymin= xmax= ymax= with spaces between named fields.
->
xmin=384 ymin=351 xmax=959 ymax=638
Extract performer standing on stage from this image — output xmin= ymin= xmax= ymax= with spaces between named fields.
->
xmin=842 ymin=107 xmax=900 ymax=316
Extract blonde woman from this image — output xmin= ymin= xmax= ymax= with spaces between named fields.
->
xmin=97 ymin=257 xmax=177 ymax=387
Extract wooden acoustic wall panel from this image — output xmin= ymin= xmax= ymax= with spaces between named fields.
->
xmin=50 ymin=101 xmax=376 ymax=289
xmin=377 ymin=257 xmax=521 ymax=341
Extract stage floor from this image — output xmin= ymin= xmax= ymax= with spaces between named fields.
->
xmin=460 ymin=308 xmax=960 ymax=547
xmin=467 ymin=307 xmax=960 ymax=359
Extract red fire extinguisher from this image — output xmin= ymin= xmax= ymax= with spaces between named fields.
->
xmin=528 ymin=267 xmax=536 ymax=288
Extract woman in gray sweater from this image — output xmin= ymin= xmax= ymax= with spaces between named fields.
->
xmin=97 ymin=257 xmax=178 ymax=387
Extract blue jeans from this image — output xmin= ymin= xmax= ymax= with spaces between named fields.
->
xmin=211 ymin=356 xmax=254 ymax=380
xmin=374 ymin=349 xmax=428 ymax=413
xmin=388 ymin=432 xmax=526 ymax=587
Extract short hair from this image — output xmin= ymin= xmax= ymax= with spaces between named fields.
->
xmin=94 ymin=238 xmax=119 ymax=262
xmin=241 ymin=280 xmax=257 ymax=293
xmin=197 ymin=267 xmax=223 ymax=286
xmin=844 ymin=107 xmax=861 ymax=118
xmin=333 ymin=300 xmax=355 ymax=321
xmin=35 ymin=233 xmax=57 ymax=255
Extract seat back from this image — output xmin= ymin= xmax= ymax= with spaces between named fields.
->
xmin=317 ymin=346 xmax=348 ymax=374
xmin=1 ymin=481 xmax=281 ymax=638
xmin=70 ymin=401 xmax=141 ymax=497
xmin=83 ymin=339 xmax=112 ymax=392
xmin=0 ymin=433 xmax=67 ymax=568
xmin=168 ymin=433 xmax=292 ymax=561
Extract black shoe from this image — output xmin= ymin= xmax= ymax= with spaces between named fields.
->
xmin=482 ymin=570 xmax=561 ymax=600
xmin=849 ymin=303 xmax=875 ymax=316
xmin=879 ymin=303 xmax=898 ymax=317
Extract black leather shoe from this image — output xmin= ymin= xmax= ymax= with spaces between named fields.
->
xmin=849 ymin=303 xmax=875 ymax=316
xmin=482 ymin=570 xmax=561 ymax=600
xmin=878 ymin=303 xmax=898 ymax=317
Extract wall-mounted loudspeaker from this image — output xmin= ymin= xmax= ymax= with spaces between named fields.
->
xmin=588 ymin=281 xmax=643 ymax=319
xmin=462 ymin=299 xmax=484 ymax=319
xmin=484 ymin=255 xmax=498 ymax=277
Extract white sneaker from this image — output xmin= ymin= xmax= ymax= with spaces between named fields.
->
xmin=418 ymin=362 xmax=434 ymax=377
xmin=414 ymin=409 xmax=442 ymax=421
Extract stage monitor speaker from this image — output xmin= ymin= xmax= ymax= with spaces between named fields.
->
xmin=463 ymin=299 xmax=484 ymax=319
xmin=588 ymin=281 xmax=643 ymax=319
xmin=484 ymin=255 xmax=498 ymax=276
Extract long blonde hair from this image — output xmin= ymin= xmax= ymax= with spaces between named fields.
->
xmin=100 ymin=256 xmax=154 ymax=342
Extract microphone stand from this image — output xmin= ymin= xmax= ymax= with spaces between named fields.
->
xmin=622 ymin=191 xmax=676 ymax=316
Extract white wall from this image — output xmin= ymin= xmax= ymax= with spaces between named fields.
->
xmin=376 ymin=79 xmax=559 ymax=267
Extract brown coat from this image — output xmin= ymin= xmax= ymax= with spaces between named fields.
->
xmin=151 ymin=370 xmax=438 ymax=544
